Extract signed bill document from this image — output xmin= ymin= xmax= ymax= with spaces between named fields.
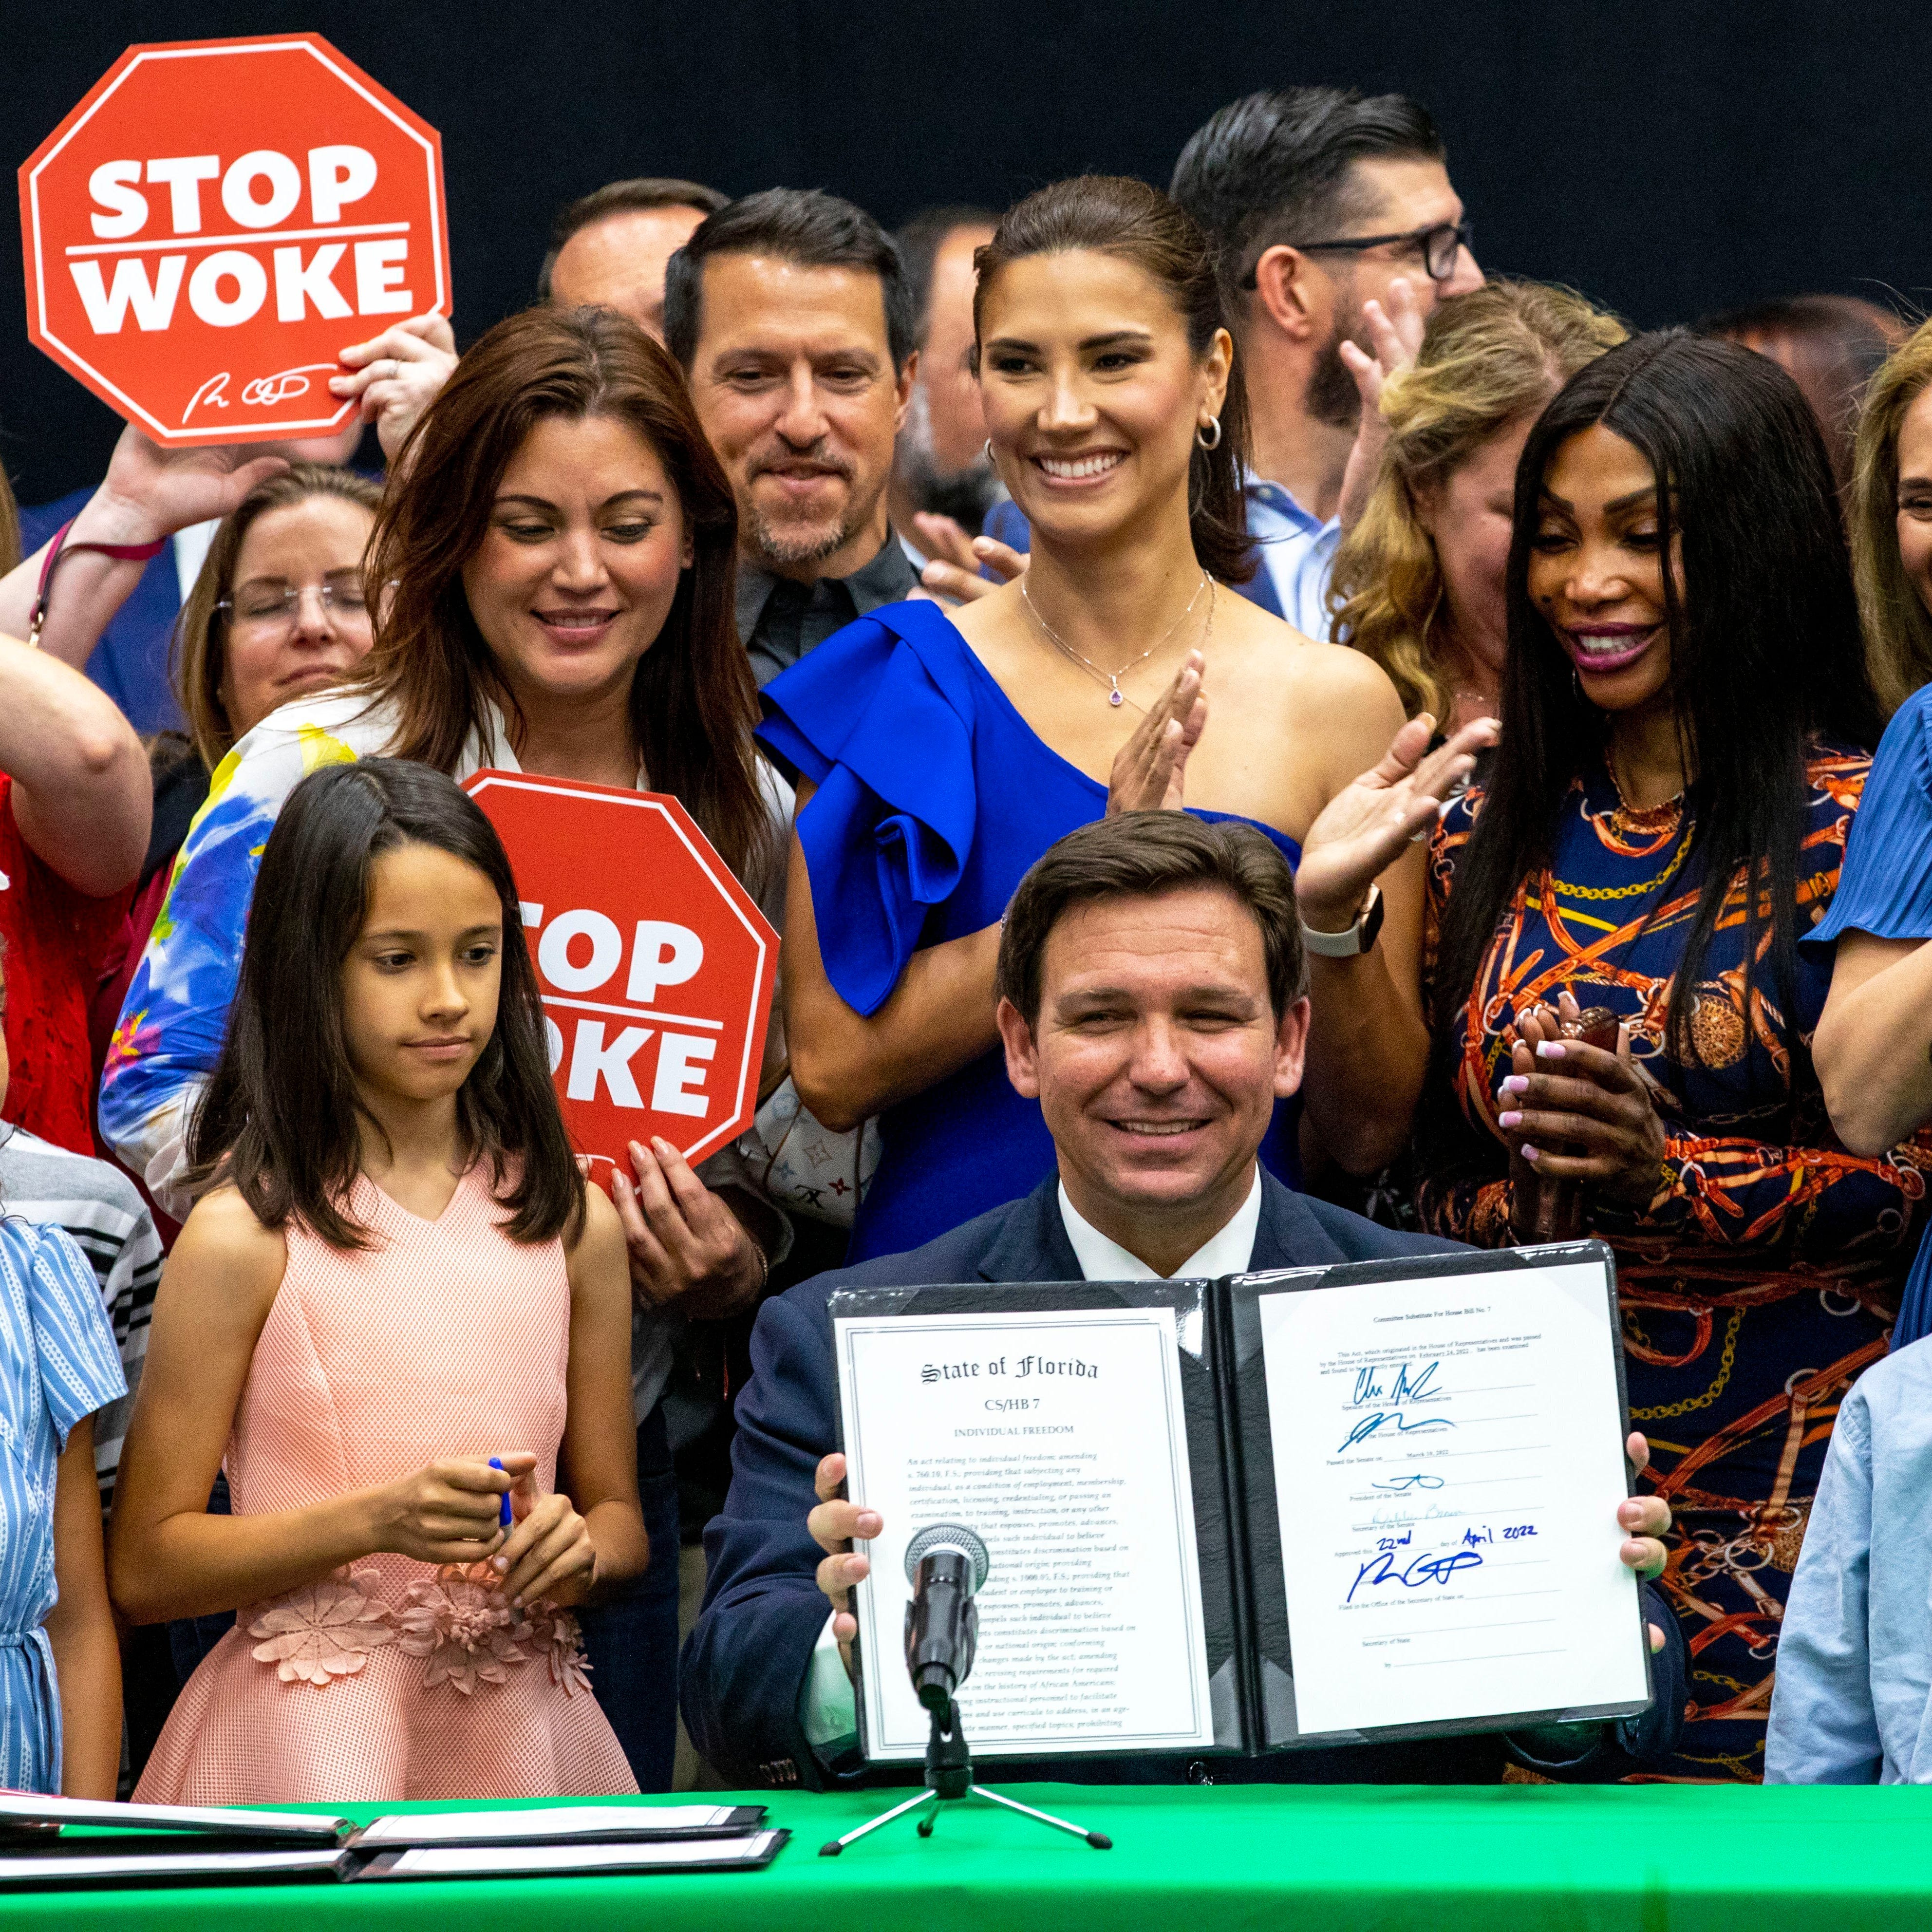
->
xmin=829 ymin=1245 xmax=1649 ymax=1767
xmin=1241 ymin=1246 xmax=1651 ymax=1741
xmin=830 ymin=1288 xmax=1221 ymax=1762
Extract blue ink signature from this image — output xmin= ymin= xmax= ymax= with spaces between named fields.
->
xmin=1337 ymin=1409 xmax=1457 ymax=1454
xmin=1348 ymin=1546 xmax=1485 ymax=1605
xmin=1350 ymin=1360 xmax=1444 ymax=1408
xmin=1370 ymin=1473 xmax=1446 ymax=1493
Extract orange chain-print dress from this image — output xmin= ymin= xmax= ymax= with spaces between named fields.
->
xmin=1419 ymin=743 xmax=1932 ymax=1782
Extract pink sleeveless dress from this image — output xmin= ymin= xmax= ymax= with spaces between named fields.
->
xmin=135 ymin=1169 xmax=638 ymax=1802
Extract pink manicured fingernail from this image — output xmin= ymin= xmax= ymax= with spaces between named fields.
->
xmin=1536 ymin=1041 xmax=1566 ymax=1059
xmin=1501 ymin=1075 xmax=1528 ymax=1094
xmin=491 ymin=1555 xmax=508 ymax=1572
xmin=1498 ymin=1110 xmax=1522 ymax=1129
xmin=1521 ymin=1144 xmax=1541 ymax=1162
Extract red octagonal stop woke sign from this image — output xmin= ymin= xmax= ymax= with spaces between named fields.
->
xmin=464 ymin=772 xmax=779 ymax=1180
xmin=19 ymin=34 xmax=448 ymax=445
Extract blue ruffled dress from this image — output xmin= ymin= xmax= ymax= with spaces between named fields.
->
xmin=757 ymin=600 xmax=1302 ymax=1262
xmin=1805 ymin=684 xmax=1932 ymax=1344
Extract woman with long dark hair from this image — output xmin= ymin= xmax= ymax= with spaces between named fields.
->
xmin=113 ymin=761 xmax=644 ymax=1802
xmin=766 ymin=175 xmax=1490 ymax=1261
xmin=100 ymin=305 xmax=786 ymax=1790
xmin=1419 ymin=330 xmax=1931 ymax=1781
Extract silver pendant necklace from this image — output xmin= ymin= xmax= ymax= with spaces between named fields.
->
xmin=1022 ymin=571 xmax=1213 ymax=710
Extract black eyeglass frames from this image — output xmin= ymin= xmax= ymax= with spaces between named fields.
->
xmin=1238 ymin=220 xmax=1474 ymax=290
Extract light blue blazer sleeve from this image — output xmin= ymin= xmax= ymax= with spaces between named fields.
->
xmin=1765 ymin=1388 xmax=1879 ymax=1782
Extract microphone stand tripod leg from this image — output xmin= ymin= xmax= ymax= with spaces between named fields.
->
xmin=969 ymin=1784 xmax=1113 ymax=1849
xmin=818 ymin=1787 xmax=936 ymax=1856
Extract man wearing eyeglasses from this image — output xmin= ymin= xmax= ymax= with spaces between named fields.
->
xmin=1171 ymin=87 xmax=1483 ymax=637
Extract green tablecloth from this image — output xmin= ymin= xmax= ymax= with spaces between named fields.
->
xmin=1 ymin=1783 xmax=1922 ymax=1929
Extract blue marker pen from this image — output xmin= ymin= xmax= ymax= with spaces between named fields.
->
xmin=488 ymin=1458 xmax=512 ymax=1531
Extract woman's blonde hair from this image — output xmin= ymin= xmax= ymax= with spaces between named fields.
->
xmin=1849 ymin=316 xmax=1932 ymax=715
xmin=172 ymin=464 xmax=381 ymax=768
xmin=1328 ymin=280 xmax=1627 ymax=721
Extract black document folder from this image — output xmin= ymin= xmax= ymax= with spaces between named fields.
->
xmin=830 ymin=1239 xmax=1652 ymax=1766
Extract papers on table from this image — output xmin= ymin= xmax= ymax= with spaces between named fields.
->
xmin=354 ymin=1830 xmax=790 ymax=1879
xmin=835 ymin=1299 xmax=1216 ymax=1760
xmin=0 ymin=1793 xmax=350 ymax=1842
xmin=0 ymin=1849 xmax=349 ymax=1888
xmin=1254 ymin=1255 xmax=1650 ymax=1737
xmin=0 ymin=1795 xmax=784 ymax=1890
xmin=350 ymin=1803 xmax=766 ymax=1846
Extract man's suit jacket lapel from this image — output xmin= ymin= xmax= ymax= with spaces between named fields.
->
xmin=1250 ymin=1168 xmax=1351 ymax=1273
xmin=976 ymin=1176 xmax=1083 ymax=1283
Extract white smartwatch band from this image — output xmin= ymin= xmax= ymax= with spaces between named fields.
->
xmin=1299 ymin=884 xmax=1384 ymax=959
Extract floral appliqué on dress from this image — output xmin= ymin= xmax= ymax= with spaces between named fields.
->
xmin=249 ymin=1563 xmax=591 ymax=1696
xmin=248 ymin=1567 xmax=396 ymax=1686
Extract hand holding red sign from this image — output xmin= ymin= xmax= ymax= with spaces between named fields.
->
xmin=461 ymin=768 xmax=778 ymax=1180
xmin=20 ymin=34 xmax=450 ymax=445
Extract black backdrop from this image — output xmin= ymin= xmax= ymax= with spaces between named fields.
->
xmin=9 ymin=0 xmax=1931 ymax=506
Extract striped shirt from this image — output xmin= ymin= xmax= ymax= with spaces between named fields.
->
xmin=0 ymin=1128 xmax=162 ymax=1509
xmin=0 ymin=1214 xmax=127 ymax=1792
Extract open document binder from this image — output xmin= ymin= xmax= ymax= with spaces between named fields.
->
xmin=831 ymin=1239 xmax=1653 ymax=1765
xmin=0 ymin=1796 xmax=786 ymax=1889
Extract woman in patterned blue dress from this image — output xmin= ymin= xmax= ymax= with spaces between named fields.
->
xmin=1421 ymin=333 xmax=1930 ymax=1781
xmin=0 ymin=956 xmax=127 ymax=1795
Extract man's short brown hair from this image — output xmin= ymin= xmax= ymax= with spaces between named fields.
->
xmin=995 ymin=812 xmax=1309 ymax=1026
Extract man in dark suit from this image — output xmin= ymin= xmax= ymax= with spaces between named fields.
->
xmin=682 ymin=813 xmax=1684 ymax=1788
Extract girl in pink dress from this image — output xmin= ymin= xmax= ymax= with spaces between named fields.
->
xmin=111 ymin=759 xmax=645 ymax=1801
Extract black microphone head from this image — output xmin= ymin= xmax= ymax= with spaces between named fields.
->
xmin=904 ymin=1522 xmax=990 ymax=1591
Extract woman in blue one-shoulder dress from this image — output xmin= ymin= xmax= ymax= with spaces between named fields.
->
xmin=761 ymin=176 xmax=1492 ymax=1261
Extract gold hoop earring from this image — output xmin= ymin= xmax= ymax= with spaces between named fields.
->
xmin=984 ymin=438 xmax=996 ymax=465
xmin=1197 ymin=416 xmax=1222 ymax=450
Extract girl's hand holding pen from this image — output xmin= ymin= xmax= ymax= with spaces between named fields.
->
xmin=363 ymin=1454 xmax=526 ymax=1566
xmin=488 ymin=1460 xmax=600 ymax=1610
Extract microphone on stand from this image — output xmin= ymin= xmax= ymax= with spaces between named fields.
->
xmin=902 ymin=1522 xmax=990 ymax=1712
xmin=820 ymin=1518 xmax=1109 ymax=1853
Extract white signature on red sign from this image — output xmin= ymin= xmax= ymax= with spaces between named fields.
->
xmin=182 ymin=362 xmax=344 ymax=423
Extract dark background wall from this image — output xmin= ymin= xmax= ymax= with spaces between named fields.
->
xmin=9 ymin=0 xmax=1930 ymax=506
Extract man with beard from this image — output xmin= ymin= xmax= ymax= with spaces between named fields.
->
xmin=1170 ymin=88 xmax=1483 ymax=636
xmin=664 ymin=189 xmax=921 ymax=687
xmin=888 ymin=207 xmax=1002 ymax=552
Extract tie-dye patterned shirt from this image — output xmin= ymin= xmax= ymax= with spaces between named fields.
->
xmin=97 ymin=688 xmax=510 ymax=1207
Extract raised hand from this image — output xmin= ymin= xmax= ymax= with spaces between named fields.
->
xmin=329 ymin=310 xmax=458 ymax=465
xmin=1294 ymin=712 xmax=1497 ymax=929
xmin=807 ymin=1451 xmax=879 ymax=1681
xmin=365 ymin=1455 xmax=514 ymax=1566
xmin=610 ymin=1137 xmax=764 ymax=1320
xmin=914 ymin=513 xmax=1029 ymax=605
xmin=1107 ymin=649 xmax=1207 ymax=815
xmin=81 ymin=418 xmax=295 ymax=546
xmin=1335 ymin=277 xmax=1427 ymax=533
xmin=488 ymin=1456 xmax=601 ymax=1609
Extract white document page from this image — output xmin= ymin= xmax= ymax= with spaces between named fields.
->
xmin=0 ymin=1793 xmax=348 ymax=1840
xmin=353 ymin=1804 xmax=753 ymax=1845
xmin=1258 ymin=1259 xmax=1649 ymax=1737
xmin=0 ymin=1849 xmax=347 ymax=1885
xmin=836 ymin=1304 xmax=1215 ymax=1760
xmin=376 ymin=1832 xmax=783 ymax=1876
